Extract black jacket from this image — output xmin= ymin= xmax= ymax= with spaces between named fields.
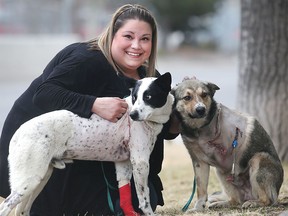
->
xmin=0 ymin=42 xmax=176 ymax=215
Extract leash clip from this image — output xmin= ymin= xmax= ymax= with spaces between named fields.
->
xmin=231 ymin=163 xmax=235 ymax=175
xmin=232 ymin=127 xmax=239 ymax=148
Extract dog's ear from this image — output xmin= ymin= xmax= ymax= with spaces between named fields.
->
xmin=155 ymin=72 xmax=172 ymax=92
xmin=206 ymin=82 xmax=220 ymax=97
xmin=170 ymin=87 xmax=176 ymax=96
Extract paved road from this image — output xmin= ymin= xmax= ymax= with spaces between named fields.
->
xmin=0 ymin=39 xmax=238 ymax=132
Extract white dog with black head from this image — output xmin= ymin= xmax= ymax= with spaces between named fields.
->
xmin=0 ymin=72 xmax=174 ymax=216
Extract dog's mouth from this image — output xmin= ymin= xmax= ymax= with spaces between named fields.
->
xmin=188 ymin=113 xmax=205 ymax=119
xmin=188 ymin=107 xmax=207 ymax=119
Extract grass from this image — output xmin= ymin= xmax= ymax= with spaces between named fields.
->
xmin=156 ymin=138 xmax=288 ymax=216
xmin=1 ymin=138 xmax=287 ymax=216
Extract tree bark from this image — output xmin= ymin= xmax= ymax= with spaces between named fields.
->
xmin=237 ymin=0 xmax=288 ymax=161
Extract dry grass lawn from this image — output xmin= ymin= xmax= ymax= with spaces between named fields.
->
xmin=156 ymin=138 xmax=288 ymax=216
xmin=1 ymin=138 xmax=287 ymax=216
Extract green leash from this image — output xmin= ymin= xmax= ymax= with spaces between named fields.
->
xmin=101 ymin=162 xmax=117 ymax=213
xmin=182 ymin=176 xmax=196 ymax=212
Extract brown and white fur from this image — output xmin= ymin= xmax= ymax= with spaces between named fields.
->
xmin=0 ymin=72 xmax=174 ymax=216
xmin=171 ymin=78 xmax=283 ymax=212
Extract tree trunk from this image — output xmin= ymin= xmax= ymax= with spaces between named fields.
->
xmin=237 ymin=0 xmax=288 ymax=161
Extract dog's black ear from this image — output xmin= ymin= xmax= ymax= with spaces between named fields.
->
xmin=155 ymin=72 xmax=172 ymax=92
xmin=207 ymin=82 xmax=220 ymax=97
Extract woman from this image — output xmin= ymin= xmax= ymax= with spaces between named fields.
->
xmin=0 ymin=4 xmax=178 ymax=216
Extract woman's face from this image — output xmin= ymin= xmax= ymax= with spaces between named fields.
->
xmin=111 ymin=19 xmax=152 ymax=75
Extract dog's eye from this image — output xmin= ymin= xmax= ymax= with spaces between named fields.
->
xmin=202 ymin=92 xmax=208 ymax=98
xmin=183 ymin=95 xmax=192 ymax=101
xmin=144 ymin=94 xmax=152 ymax=100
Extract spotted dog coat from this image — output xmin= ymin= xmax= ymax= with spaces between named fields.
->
xmin=0 ymin=73 xmax=174 ymax=216
xmin=172 ymin=78 xmax=283 ymax=212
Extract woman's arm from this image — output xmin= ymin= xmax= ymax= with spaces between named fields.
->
xmin=33 ymin=48 xmax=128 ymax=119
xmin=33 ymin=79 xmax=96 ymax=118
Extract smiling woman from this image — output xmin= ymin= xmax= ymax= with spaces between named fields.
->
xmin=111 ymin=19 xmax=152 ymax=79
xmin=0 ymin=3 xmax=179 ymax=216
xmin=94 ymin=3 xmax=158 ymax=78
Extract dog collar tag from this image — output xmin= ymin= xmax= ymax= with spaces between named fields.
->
xmin=232 ymin=127 xmax=240 ymax=148
xmin=232 ymin=140 xmax=238 ymax=148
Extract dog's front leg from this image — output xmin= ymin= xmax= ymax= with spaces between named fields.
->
xmin=189 ymin=159 xmax=210 ymax=212
xmin=115 ymin=160 xmax=140 ymax=216
xmin=207 ymin=168 xmax=242 ymax=208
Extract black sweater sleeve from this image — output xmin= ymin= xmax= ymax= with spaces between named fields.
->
xmin=33 ymin=60 xmax=96 ymax=118
xmin=33 ymin=44 xmax=113 ymax=118
xmin=33 ymin=82 xmax=96 ymax=118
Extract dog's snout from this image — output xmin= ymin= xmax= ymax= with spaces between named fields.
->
xmin=196 ymin=106 xmax=206 ymax=116
xmin=130 ymin=110 xmax=139 ymax=121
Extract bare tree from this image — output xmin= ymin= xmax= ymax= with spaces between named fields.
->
xmin=237 ymin=0 xmax=288 ymax=161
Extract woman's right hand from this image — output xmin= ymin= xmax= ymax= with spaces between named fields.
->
xmin=92 ymin=97 xmax=128 ymax=123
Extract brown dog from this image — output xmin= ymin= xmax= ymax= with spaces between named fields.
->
xmin=172 ymin=78 xmax=283 ymax=212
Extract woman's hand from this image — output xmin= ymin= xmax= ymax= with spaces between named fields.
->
xmin=92 ymin=97 xmax=128 ymax=122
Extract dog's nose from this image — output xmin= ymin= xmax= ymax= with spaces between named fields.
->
xmin=130 ymin=111 xmax=139 ymax=121
xmin=196 ymin=106 xmax=206 ymax=116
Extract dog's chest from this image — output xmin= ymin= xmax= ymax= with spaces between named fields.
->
xmin=64 ymin=113 xmax=131 ymax=161
xmin=182 ymin=105 xmax=249 ymax=172
xmin=182 ymin=133 xmax=235 ymax=173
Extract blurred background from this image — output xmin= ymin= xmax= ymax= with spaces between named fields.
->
xmin=0 ymin=0 xmax=240 ymax=131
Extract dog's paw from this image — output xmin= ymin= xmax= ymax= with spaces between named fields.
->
xmin=187 ymin=199 xmax=206 ymax=212
xmin=208 ymin=191 xmax=228 ymax=204
xmin=51 ymin=159 xmax=66 ymax=169
xmin=208 ymin=200 xmax=230 ymax=209
xmin=241 ymin=200 xmax=262 ymax=208
xmin=185 ymin=207 xmax=205 ymax=214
